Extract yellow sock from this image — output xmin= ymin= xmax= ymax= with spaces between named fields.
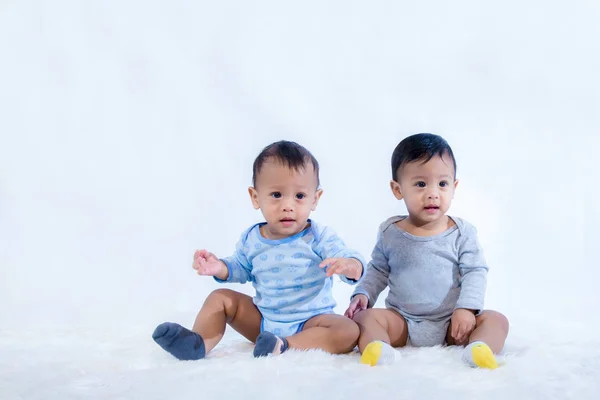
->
xmin=360 ymin=340 xmax=395 ymax=366
xmin=463 ymin=341 xmax=498 ymax=369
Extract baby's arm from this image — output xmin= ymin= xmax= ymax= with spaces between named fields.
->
xmin=351 ymin=238 xmax=390 ymax=308
xmin=450 ymin=224 xmax=489 ymax=342
xmin=202 ymin=234 xmax=252 ymax=284
xmin=315 ymin=227 xmax=367 ymax=284
xmin=455 ymin=224 xmax=489 ymax=313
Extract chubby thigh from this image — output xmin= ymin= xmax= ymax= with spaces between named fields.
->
xmin=354 ymin=308 xmax=454 ymax=348
xmin=354 ymin=308 xmax=410 ymax=348
xmin=294 ymin=312 xmax=360 ymax=354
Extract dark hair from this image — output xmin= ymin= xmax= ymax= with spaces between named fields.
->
xmin=252 ymin=140 xmax=320 ymax=187
xmin=391 ymin=133 xmax=457 ymax=181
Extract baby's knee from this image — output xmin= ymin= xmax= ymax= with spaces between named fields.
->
xmin=333 ymin=319 xmax=360 ymax=351
xmin=207 ymin=288 xmax=234 ymax=299
xmin=345 ymin=319 xmax=361 ymax=340
xmin=481 ymin=310 xmax=510 ymax=333
xmin=352 ymin=309 xmax=377 ymax=327
xmin=204 ymin=288 xmax=239 ymax=307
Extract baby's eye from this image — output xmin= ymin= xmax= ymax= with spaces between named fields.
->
xmin=439 ymin=181 xmax=448 ymax=188
xmin=296 ymin=193 xmax=306 ymax=200
xmin=271 ymin=192 xmax=282 ymax=199
xmin=415 ymin=181 xmax=426 ymax=188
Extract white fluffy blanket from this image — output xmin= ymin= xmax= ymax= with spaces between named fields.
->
xmin=2 ymin=318 xmax=598 ymax=400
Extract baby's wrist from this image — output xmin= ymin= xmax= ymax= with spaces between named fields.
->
xmin=349 ymin=258 xmax=362 ymax=278
xmin=216 ymin=261 xmax=229 ymax=280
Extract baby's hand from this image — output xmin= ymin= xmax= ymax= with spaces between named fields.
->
xmin=193 ymin=249 xmax=228 ymax=278
xmin=319 ymin=257 xmax=363 ymax=281
xmin=344 ymin=294 xmax=368 ymax=319
xmin=450 ymin=308 xmax=477 ymax=345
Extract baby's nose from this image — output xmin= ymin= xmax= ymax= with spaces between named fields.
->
xmin=427 ymin=190 xmax=439 ymax=199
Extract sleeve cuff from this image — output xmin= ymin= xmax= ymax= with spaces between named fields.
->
xmin=340 ymin=257 xmax=366 ymax=284
xmin=454 ymin=305 xmax=482 ymax=315
xmin=213 ymin=259 xmax=234 ymax=283
xmin=351 ymin=290 xmax=370 ymax=301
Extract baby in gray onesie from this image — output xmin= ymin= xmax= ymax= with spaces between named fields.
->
xmin=345 ymin=133 xmax=509 ymax=369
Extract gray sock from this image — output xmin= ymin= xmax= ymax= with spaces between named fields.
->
xmin=152 ymin=322 xmax=206 ymax=361
xmin=253 ymin=331 xmax=289 ymax=358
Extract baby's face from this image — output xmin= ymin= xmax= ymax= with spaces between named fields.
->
xmin=248 ymin=159 xmax=322 ymax=240
xmin=391 ymin=153 xmax=458 ymax=227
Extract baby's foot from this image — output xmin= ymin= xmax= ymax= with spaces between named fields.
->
xmin=253 ymin=331 xmax=289 ymax=357
xmin=152 ymin=322 xmax=206 ymax=360
xmin=360 ymin=340 xmax=396 ymax=366
xmin=462 ymin=341 xmax=498 ymax=369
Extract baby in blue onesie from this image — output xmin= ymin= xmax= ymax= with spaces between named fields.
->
xmin=153 ymin=140 xmax=365 ymax=360
xmin=345 ymin=133 xmax=509 ymax=369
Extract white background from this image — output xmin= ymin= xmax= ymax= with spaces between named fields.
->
xmin=1 ymin=0 xmax=598 ymax=335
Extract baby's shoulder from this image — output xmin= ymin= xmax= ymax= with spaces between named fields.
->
xmin=234 ymin=223 xmax=262 ymax=247
xmin=371 ymin=216 xmax=405 ymax=245
xmin=306 ymin=220 xmax=343 ymax=246
xmin=377 ymin=215 xmax=405 ymax=236
xmin=449 ymin=216 xmax=478 ymax=237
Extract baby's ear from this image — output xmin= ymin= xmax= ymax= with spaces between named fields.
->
xmin=311 ymin=188 xmax=324 ymax=211
xmin=390 ymin=180 xmax=403 ymax=200
xmin=452 ymin=179 xmax=459 ymax=198
xmin=248 ymin=187 xmax=260 ymax=210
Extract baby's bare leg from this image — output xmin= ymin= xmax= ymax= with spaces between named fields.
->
xmin=353 ymin=308 xmax=408 ymax=353
xmin=446 ymin=310 xmax=510 ymax=352
xmin=285 ymin=314 xmax=360 ymax=354
xmin=469 ymin=310 xmax=509 ymax=353
xmin=153 ymin=289 xmax=261 ymax=360
xmin=191 ymin=288 xmax=262 ymax=353
xmin=447 ymin=310 xmax=509 ymax=369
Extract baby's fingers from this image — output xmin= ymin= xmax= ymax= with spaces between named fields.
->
xmin=195 ymin=249 xmax=210 ymax=260
xmin=462 ymin=324 xmax=475 ymax=342
xmin=345 ymin=302 xmax=360 ymax=319
xmin=319 ymin=258 xmax=338 ymax=268
xmin=194 ymin=258 xmax=211 ymax=275
xmin=344 ymin=307 xmax=353 ymax=318
xmin=358 ymin=297 xmax=368 ymax=310
xmin=451 ymin=322 xmax=460 ymax=340
xmin=452 ymin=322 xmax=466 ymax=341
xmin=192 ymin=258 xmax=201 ymax=270
xmin=456 ymin=324 xmax=468 ymax=342
xmin=325 ymin=261 xmax=344 ymax=277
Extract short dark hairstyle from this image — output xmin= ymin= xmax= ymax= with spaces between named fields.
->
xmin=252 ymin=140 xmax=320 ymax=187
xmin=391 ymin=133 xmax=457 ymax=181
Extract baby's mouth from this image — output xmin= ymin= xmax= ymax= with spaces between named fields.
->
xmin=280 ymin=218 xmax=295 ymax=226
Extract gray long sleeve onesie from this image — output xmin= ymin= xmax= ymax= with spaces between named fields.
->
xmin=353 ymin=216 xmax=488 ymax=324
